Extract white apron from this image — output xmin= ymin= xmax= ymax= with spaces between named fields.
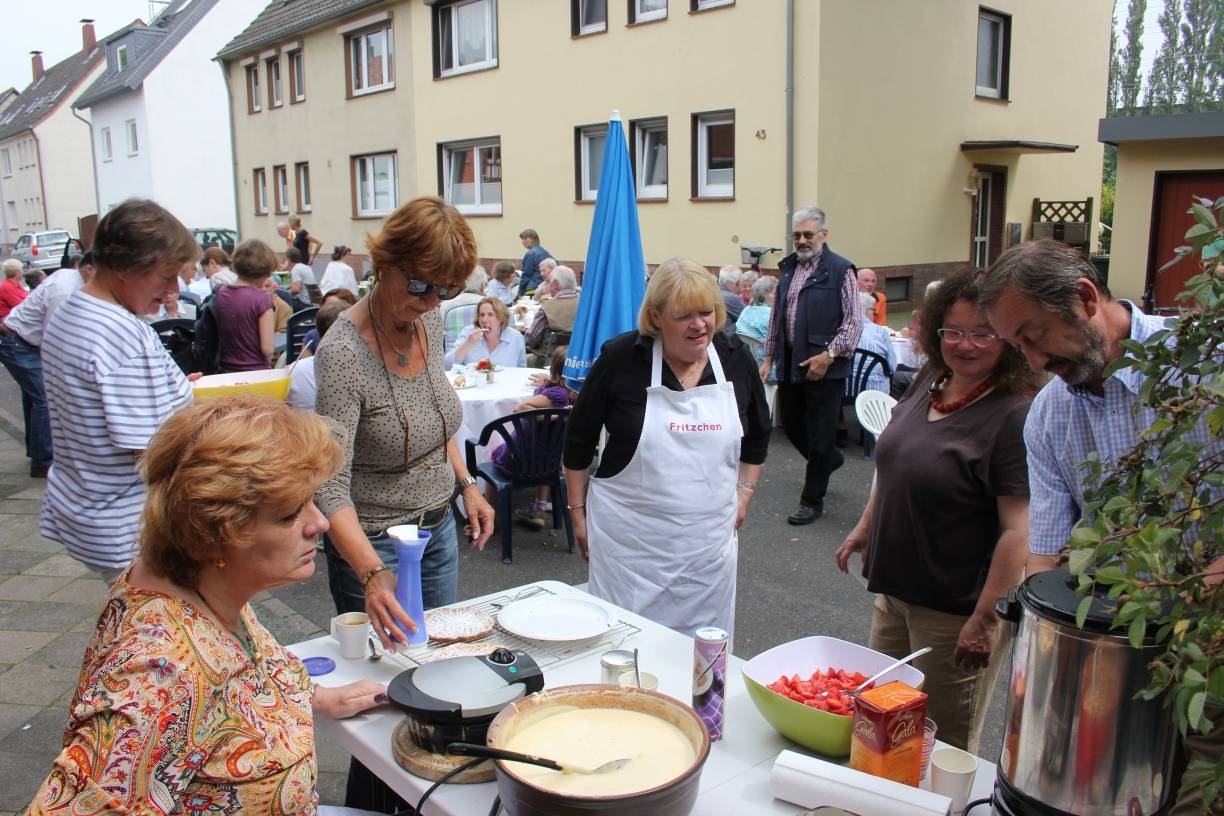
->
xmin=587 ymin=338 xmax=742 ymax=638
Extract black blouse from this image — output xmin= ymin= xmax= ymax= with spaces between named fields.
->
xmin=563 ymin=330 xmax=771 ymax=478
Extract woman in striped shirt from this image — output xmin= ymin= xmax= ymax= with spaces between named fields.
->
xmin=40 ymin=199 xmax=196 ymax=583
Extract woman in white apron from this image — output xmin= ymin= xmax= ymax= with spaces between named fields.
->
xmin=563 ymin=259 xmax=771 ymax=639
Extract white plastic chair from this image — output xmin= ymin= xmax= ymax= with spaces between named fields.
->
xmin=855 ymin=390 xmax=897 ymax=454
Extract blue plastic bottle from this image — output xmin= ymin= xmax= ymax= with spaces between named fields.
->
xmin=387 ymin=524 xmax=430 ymax=649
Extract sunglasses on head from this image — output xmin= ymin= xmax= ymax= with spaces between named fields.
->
xmin=792 ymin=230 xmax=823 ymax=241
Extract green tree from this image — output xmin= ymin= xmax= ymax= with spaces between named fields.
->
xmin=1181 ymin=0 xmax=1223 ymax=109
xmin=1146 ymin=0 xmax=1186 ymax=111
xmin=1118 ymin=0 xmax=1149 ymax=111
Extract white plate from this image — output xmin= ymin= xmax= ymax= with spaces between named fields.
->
xmin=448 ymin=377 xmax=478 ymax=390
xmin=496 ymin=596 xmax=616 ymax=642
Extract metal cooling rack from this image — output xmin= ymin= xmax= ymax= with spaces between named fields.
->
xmin=378 ymin=585 xmax=641 ymax=672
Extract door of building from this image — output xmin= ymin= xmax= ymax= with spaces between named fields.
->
xmin=971 ymin=167 xmax=1007 ymax=269
xmin=1148 ymin=170 xmax=1224 ymax=309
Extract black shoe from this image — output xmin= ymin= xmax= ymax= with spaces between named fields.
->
xmin=787 ymin=502 xmax=823 ymax=525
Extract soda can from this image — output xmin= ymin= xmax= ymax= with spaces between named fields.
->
xmin=692 ymin=626 xmax=729 ymax=740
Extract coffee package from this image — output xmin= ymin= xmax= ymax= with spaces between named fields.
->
xmin=848 ymin=680 xmax=927 ymax=787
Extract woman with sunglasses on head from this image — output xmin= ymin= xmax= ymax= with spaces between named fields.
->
xmin=313 ymin=197 xmax=495 ymax=811
xmin=834 ymin=268 xmax=1040 ymax=755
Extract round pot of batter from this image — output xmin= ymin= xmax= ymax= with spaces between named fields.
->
xmin=485 ymin=684 xmax=711 ymax=816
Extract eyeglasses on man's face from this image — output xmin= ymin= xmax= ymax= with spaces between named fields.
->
xmin=937 ymin=328 xmax=1000 ymax=348
xmin=792 ymin=230 xmax=824 ymax=241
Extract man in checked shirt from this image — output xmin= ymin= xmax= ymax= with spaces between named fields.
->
xmin=761 ymin=206 xmax=863 ymax=525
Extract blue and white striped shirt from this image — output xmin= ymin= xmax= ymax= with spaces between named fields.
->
xmin=1025 ymin=301 xmax=1219 ymax=556
xmin=40 ymin=290 xmax=192 ymax=569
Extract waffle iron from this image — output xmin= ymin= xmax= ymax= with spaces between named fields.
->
xmin=388 ymin=647 xmax=544 ymax=754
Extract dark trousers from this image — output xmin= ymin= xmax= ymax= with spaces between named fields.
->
xmin=778 ymin=376 xmax=845 ymax=505
xmin=0 ymin=334 xmax=52 ymax=467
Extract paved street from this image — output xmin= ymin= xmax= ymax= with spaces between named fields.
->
xmin=0 ymin=384 xmax=1009 ymax=812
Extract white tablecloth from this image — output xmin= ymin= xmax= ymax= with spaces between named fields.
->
xmin=890 ymin=334 xmax=922 ymax=369
xmin=289 ymin=580 xmax=997 ymax=815
xmin=452 ymin=367 xmax=547 ymax=464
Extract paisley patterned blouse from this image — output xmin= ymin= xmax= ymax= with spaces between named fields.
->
xmin=28 ymin=573 xmax=317 ymax=815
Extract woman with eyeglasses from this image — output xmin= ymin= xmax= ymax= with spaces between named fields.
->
xmin=312 ymin=197 xmax=495 ymax=812
xmin=834 ymin=268 xmax=1040 ymax=754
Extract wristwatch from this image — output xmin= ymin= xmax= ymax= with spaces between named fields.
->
xmin=457 ymin=475 xmax=478 ymax=490
xmin=826 ymin=348 xmax=838 ymax=360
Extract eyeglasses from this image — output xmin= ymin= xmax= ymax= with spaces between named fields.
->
xmin=937 ymin=328 xmax=1000 ymax=348
xmin=402 ymin=276 xmax=462 ymax=301
xmin=792 ymin=230 xmax=823 ymax=241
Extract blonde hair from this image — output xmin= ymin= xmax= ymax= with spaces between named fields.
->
xmin=2 ymin=259 xmax=22 ymax=278
xmin=366 ymin=196 xmax=477 ymax=290
xmin=637 ymin=257 xmax=725 ymax=337
xmin=474 ymin=296 xmax=510 ymax=330
xmin=139 ymin=397 xmax=342 ymax=588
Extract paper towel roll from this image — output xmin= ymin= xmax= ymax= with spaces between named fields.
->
xmin=770 ymin=750 xmax=953 ymax=816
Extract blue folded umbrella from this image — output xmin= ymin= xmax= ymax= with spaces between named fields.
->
xmin=564 ymin=111 xmax=646 ymax=391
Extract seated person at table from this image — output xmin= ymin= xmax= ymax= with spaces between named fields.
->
xmin=525 ymin=265 xmax=580 ymax=367
xmin=444 ymin=296 xmax=526 ymax=369
xmin=27 ymin=397 xmax=387 ymax=814
xmin=856 ymin=292 xmax=896 ymax=395
xmin=441 ymin=264 xmax=487 ymax=353
xmin=858 ymin=267 xmax=887 ymax=326
xmin=319 ymin=245 xmax=359 ymax=299
xmin=488 ymin=345 xmax=573 ymax=530
xmin=485 ymin=260 xmax=518 ymax=306
xmin=532 ymin=257 xmax=557 ymax=302
xmin=285 ymin=246 xmax=317 ymax=308
xmin=214 ymin=239 xmax=277 ymax=372
xmin=288 ymin=299 xmax=347 ymax=411
xmin=735 ymin=276 xmax=778 ymax=379
xmin=263 ymin=275 xmax=293 ymax=354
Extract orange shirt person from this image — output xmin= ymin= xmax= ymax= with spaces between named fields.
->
xmin=858 ymin=267 xmax=887 ymax=326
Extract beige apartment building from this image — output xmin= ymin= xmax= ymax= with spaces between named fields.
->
xmin=219 ymin=0 xmax=1110 ymax=308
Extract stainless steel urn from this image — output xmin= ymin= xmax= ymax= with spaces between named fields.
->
xmin=994 ymin=570 xmax=1178 ymax=815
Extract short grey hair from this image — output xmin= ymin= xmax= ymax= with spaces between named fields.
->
xmin=275 ymin=221 xmax=290 ymax=233
xmin=749 ymin=275 xmax=777 ymax=305
xmin=859 ymin=291 xmax=877 ymax=318
xmin=465 ymin=265 xmax=488 ymax=293
xmin=718 ymin=265 xmax=742 ymax=287
xmin=551 ymin=265 xmax=578 ymax=292
xmin=792 ymin=206 xmax=828 ymax=229
xmin=2 ymin=259 xmax=22 ymax=278
xmin=741 ymin=270 xmax=760 ymax=285
xmin=540 ymin=257 xmax=557 ymax=273
xmin=925 ymin=280 xmax=943 ymax=299
xmin=978 ymin=239 xmax=1102 ymax=317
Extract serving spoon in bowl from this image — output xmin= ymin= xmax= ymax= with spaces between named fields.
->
xmin=447 ymin=742 xmax=632 ymax=775
xmin=820 ymin=646 xmax=933 ymax=700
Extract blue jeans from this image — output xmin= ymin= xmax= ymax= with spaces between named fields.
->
xmin=0 ymin=334 xmax=52 ymax=467
xmin=322 ymin=509 xmax=460 ymax=618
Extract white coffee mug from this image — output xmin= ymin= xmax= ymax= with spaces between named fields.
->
xmin=929 ymin=746 xmax=978 ymax=814
xmin=618 ymin=670 xmax=659 ymax=691
xmin=331 ymin=611 xmax=370 ymax=659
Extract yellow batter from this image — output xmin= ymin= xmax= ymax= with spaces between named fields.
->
xmin=500 ymin=707 xmax=696 ymax=796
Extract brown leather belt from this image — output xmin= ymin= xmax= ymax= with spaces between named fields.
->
xmin=382 ymin=503 xmax=451 ymax=535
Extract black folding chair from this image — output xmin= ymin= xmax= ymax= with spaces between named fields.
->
xmin=465 ymin=407 xmax=574 ymax=565
xmin=843 ymin=349 xmax=892 ymax=457
xmin=285 ymin=307 xmax=318 ymax=364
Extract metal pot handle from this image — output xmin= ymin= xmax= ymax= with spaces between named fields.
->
xmin=995 ymin=585 xmax=1022 ymax=625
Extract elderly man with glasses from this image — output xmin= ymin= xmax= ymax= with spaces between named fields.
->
xmin=761 ymin=206 xmax=862 ymax=525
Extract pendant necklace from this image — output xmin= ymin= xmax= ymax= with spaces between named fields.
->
xmin=369 ymin=293 xmax=414 ymax=367
xmin=196 ymin=587 xmax=258 ymax=664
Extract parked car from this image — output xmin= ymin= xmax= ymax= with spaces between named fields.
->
xmin=12 ymin=230 xmax=73 ymax=272
xmin=190 ymin=228 xmax=237 ymax=256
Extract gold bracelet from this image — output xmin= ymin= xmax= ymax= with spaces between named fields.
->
xmin=359 ymin=564 xmax=390 ymax=591
xmin=566 ymin=504 xmax=585 ymax=512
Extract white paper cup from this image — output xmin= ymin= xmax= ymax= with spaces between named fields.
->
xmin=930 ymin=746 xmax=978 ymax=814
xmin=617 ymin=670 xmax=659 ymax=691
xmin=331 ymin=612 xmax=370 ymax=659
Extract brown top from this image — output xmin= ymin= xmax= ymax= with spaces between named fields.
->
xmin=313 ymin=309 xmax=462 ymax=534
xmin=863 ymin=365 xmax=1030 ymax=616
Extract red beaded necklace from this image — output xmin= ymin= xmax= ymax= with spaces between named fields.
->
xmin=928 ymin=370 xmax=998 ymax=414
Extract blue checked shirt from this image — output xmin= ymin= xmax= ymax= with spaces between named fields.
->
xmin=1025 ymin=301 xmax=1220 ymax=556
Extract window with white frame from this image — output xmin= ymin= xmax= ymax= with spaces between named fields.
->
xmin=693 ymin=0 xmax=733 ymax=9
xmin=694 ymin=111 xmax=734 ymax=198
xmin=573 ymin=0 xmax=606 ymax=35
xmin=632 ymin=0 xmax=667 ymax=24
xmin=975 ymin=8 xmax=1010 ymax=99
xmin=1 ymin=148 xmax=9 ymax=176
xmin=576 ymin=125 xmax=607 ymax=202
xmin=296 ymin=162 xmax=311 ymax=212
xmin=100 ymin=128 xmax=112 ymax=162
xmin=435 ymin=0 xmax=498 ymax=78
xmin=354 ymin=153 xmax=398 ymax=217
xmin=289 ymin=50 xmax=305 ymax=102
xmin=125 ymin=119 xmax=139 ymax=156
xmin=247 ymin=65 xmax=261 ymax=112
xmin=440 ymin=138 xmax=502 ymax=215
xmin=273 ymin=165 xmax=288 ymax=213
xmin=268 ymin=57 xmax=282 ymax=107
xmin=254 ymin=168 xmax=268 ymax=214
xmin=632 ymin=118 xmax=667 ymax=199
xmin=348 ymin=24 xmax=394 ymax=95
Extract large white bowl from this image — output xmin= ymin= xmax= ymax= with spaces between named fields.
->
xmin=741 ymin=635 xmax=926 ymax=757
xmin=192 ymin=368 xmax=291 ymax=403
